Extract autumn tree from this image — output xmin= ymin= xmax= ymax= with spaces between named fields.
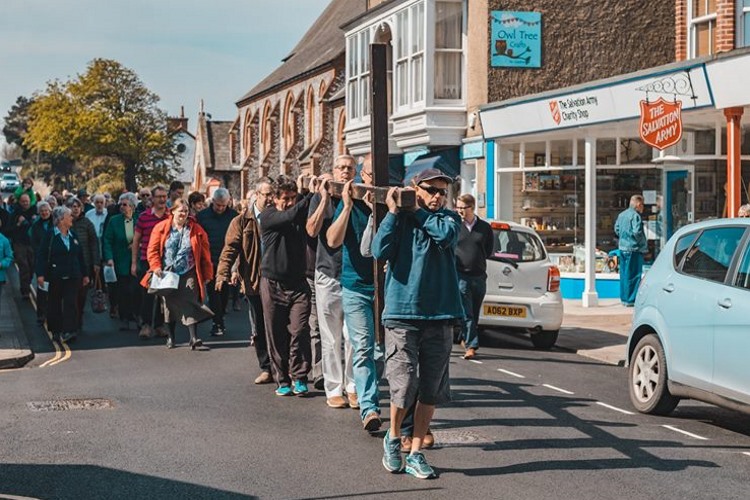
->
xmin=25 ymin=59 xmax=179 ymax=191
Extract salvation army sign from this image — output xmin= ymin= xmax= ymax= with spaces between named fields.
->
xmin=639 ymin=98 xmax=683 ymax=150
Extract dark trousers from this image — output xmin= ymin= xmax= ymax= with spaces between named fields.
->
xmin=75 ymin=280 xmax=90 ymax=329
xmin=459 ymin=274 xmax=487 ymax=350
xmin=13 ymin=242 xmax=34 ymax=297
xmin=113 ymin=273 xmax=139 ymax=321
xmin=137 ymin=260 xmax=164 ymax=327
xmin=36 ymin=288 xmax=48 ymax=320
xmin=247 ymin=293 xmax=271 ymax=373
xmin=260 ymin=277 xmax=312 ymax=386
xmin=48 ymin=278 xmax=80 ymax=335
xmin=207 ymin=279 xmax=229 ymax=327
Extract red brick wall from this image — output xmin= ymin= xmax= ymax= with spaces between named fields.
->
xmin=676 ymin=0 xmax=688 ymax=60
xmin=716 ymin=0 xmax=736 ymax=53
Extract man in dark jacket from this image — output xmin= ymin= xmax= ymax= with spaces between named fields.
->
xmin=259 ymin=175 xmax=315 ymax=397
xmin=197 ymin=188 xmax=238 ymax=336
xmin=216 ymin=178 xmax=274 ymax=384
xmin=454 ymin=193 xmax=494 ymax=360
xmin=9 ymin=193 xmax=36 ymax=299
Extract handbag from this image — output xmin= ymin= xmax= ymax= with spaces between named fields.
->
xmin=91 ymin=274 xmax=107 ymax=313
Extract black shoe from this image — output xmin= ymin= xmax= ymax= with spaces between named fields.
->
xmin=166 ymin=336 xmax=175 ymax=349
xmin=189 ymin=338 xmax=204 ymax=350
xmin=209 ymin=324 xmax=224 ymax=337
xmin=313 ymin=377 xmax=325 ymax=391
xmin=60 ymin=332 xmax=77 ymax=343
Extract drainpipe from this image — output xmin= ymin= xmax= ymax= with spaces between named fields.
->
xmin=582 ymin=137 xmax=599 ymax=307
xmin=725 ymin=107 xmax=744 ymax=218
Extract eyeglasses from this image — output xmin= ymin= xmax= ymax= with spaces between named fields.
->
xmin=361 ymin=170 xmax=372 ymax=177
xmin=418 ymin=184 xmax=448 ymax=197
xmin=140 ymin=193 xmax=151 ymax=198
xmin=119 ymin=202 xmax=130 ymax=207
xmin=455 ymin=205 xmax=472 ymax=210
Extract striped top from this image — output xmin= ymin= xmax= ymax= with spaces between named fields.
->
xmin=135 ymin=208 xmax=169 ymax=261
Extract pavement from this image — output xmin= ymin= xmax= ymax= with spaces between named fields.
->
xmin=0 ymin=270 xmax=631 ymax=369
xmin=0 ymin=278 xmax=34 ymax=369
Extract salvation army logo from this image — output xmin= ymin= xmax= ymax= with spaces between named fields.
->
xmin=639 ymin=98 xmax=683 ymax=150
xmin=549 ymin=100 xmax=561 ymax=125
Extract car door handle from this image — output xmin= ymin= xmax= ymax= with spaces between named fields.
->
xmin=717 ymin=298 xmax=732 ymax=309
xmin=662 ymin=283 xmax=675 ymax=293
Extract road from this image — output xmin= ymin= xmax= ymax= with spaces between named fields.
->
xmin=1 ymin=296 xmax=749 ymax=500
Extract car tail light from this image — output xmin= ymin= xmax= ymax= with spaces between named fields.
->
xmin=490 ymin=222 xmax=511 ymax=231
xmin=547 ymin=266 xmax=561 ymax=292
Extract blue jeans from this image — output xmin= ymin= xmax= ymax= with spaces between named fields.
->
xmin=459 ymin=274 xmax=487 ymax=349
xmin=342 ymin=287 xmax=383 ymax=421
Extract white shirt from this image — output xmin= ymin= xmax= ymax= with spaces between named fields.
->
xmin=463 ymin=215 xmax=477 ymax=232
xmin=85 ymin=208 xmax=107 ymax=238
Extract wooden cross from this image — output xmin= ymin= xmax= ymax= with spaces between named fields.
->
xmin=301 ymin=177 xmax=416 ymax=209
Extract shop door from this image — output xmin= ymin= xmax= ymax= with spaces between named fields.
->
xmin=664 ymin=168 xmax=693 ymax=240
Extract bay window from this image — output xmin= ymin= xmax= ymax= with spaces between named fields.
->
xmin=394 ymin=2 xmax=426 ymax=110
xmin=688 ymin=0 xmax=717 ymax=57
xmin=434 ymin=1 xmax=463 ymax=100
xmin=347 ymin=30 xmax=370 ymax=121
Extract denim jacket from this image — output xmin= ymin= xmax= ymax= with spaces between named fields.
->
xmin=614 ymin=207 xmax=647 ymax=253
xmin=371 ymin=208 xmax=463 ymax=321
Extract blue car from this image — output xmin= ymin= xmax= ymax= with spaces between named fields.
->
xmin=626 ymin=218 xmax=750 ymax=415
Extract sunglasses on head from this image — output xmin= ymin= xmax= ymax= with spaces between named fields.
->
xmin=418 ymin=184 xmax=447 ymax=197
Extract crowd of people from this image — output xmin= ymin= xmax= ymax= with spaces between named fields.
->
xmin=0 ymin=159 xmax=497 ymax=480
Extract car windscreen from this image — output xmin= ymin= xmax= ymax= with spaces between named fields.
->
xmin=2 ymin=174 xmax=16 ymax=180
xmin=489 ymin=228 xmax=546 ymax=263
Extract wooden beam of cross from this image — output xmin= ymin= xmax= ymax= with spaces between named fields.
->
xmin=301 ymin=177 xmax=416 ymax=209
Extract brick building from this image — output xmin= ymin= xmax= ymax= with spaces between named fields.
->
xmin=235 ymin=0 xmax=366 ymax=193
xmin=478 ymin=0 xmax=750 ymax=304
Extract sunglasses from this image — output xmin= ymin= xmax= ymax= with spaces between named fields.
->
xmin=418 ymin=184 xmax=448 ymax=197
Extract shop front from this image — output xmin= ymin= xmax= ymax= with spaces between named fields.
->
xmin=480 ymin=51 xmax=750 ymax=305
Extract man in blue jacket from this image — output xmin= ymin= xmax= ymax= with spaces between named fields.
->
xmin=372 ymin=168 xmax=462 ymax=480
xmin=614 ymin=194 xmax=647 ymax=306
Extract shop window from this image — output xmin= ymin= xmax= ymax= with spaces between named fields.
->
xmin=596 ymin=139 xmax=617 ymax=165
xmin=688 ymin=0 xmax=717 ymax=58
xmin=619 ymin=138 xmax=652 ymax=164
xmin=434 ymin=1 xmax=463 ymax=101
xmin=695 ymin=129 xmax=716 ymax=155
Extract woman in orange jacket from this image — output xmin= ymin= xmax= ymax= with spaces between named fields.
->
xmin=140 ymin=198 xmax=214 ymax=349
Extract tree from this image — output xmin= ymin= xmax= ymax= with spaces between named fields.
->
xmin=25 ymin=59 xmax=178 ymax=191
xmin=3 ymin=96 xmax=32 ymax=158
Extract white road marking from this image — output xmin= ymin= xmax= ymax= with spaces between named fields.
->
xmin=662 ymin=425 xmax=708 ymax=441
xmin=742 ymin=452 xmax=750 ymax=457
xmin=497 ymin=368 xmax=525 ymax=379
xmin=542 ymin=384 xmax=575 ymax=395
xmin=595 ymin=402 xmax=635 ymax=415
xmin=469 ymin=360 xmax=483 ymax=364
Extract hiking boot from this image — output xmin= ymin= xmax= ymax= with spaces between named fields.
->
xmin=382 ymin=430 xmax=404 ymax=473
xmin=363 ymin=412 xmax=382 ymax=433
xmin=405 ymin=452 xmax=436 ymax=479
xmin=326 ymin=396 xmax=347 ymax=409
xmin=292 ymin=380 xmax=309 ymax=396
xmin=275 ymin=385 xmax=293 ymax=397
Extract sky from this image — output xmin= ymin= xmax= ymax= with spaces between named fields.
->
xmin=0 ymin=0 xmax=331 ymax=137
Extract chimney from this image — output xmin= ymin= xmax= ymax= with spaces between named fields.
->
xmin=167 ymin=105 xmax=189 ymax=133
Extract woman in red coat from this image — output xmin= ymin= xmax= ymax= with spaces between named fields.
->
xmin=141 ymin=198 xmax=214 ymax=349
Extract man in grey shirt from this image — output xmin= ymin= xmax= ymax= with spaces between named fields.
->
xmin=306 ymin=155 xmax=357 ymax=409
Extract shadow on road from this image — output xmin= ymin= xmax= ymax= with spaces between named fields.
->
xmin=0 ymin=463 xmax=256 ymax=499
xmin=432 ymin=377 xmax=731 ymax=478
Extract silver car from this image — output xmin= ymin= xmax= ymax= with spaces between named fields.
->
xmin=0 ymin=173 xmax=19 ymax=192
xmin=478 ymin=221 xmax=564 ymax=349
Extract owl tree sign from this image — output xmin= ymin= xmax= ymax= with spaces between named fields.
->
xmin=491 ymin=11 xmax=542 ymax=68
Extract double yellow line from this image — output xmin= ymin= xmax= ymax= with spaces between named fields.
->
xmin=29 ymin=286 xmax=72 ymax=368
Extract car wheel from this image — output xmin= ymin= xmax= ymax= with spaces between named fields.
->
xmin=628 ymin=334 xmax=679 ymax=415
xmin=530 ymin=329 xmax=558 ymax=349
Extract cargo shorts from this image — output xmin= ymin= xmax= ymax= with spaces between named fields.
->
xmin=384 ymin=321 xmax=453 ymax=408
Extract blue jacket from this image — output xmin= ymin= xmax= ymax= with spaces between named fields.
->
xmin=371 ymin=208 xmax=463 ymax=321
xmin=0 ymin=233 xmax=14 ymax=283
xmin=614 ymin=207 xmax=647 ymax=253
